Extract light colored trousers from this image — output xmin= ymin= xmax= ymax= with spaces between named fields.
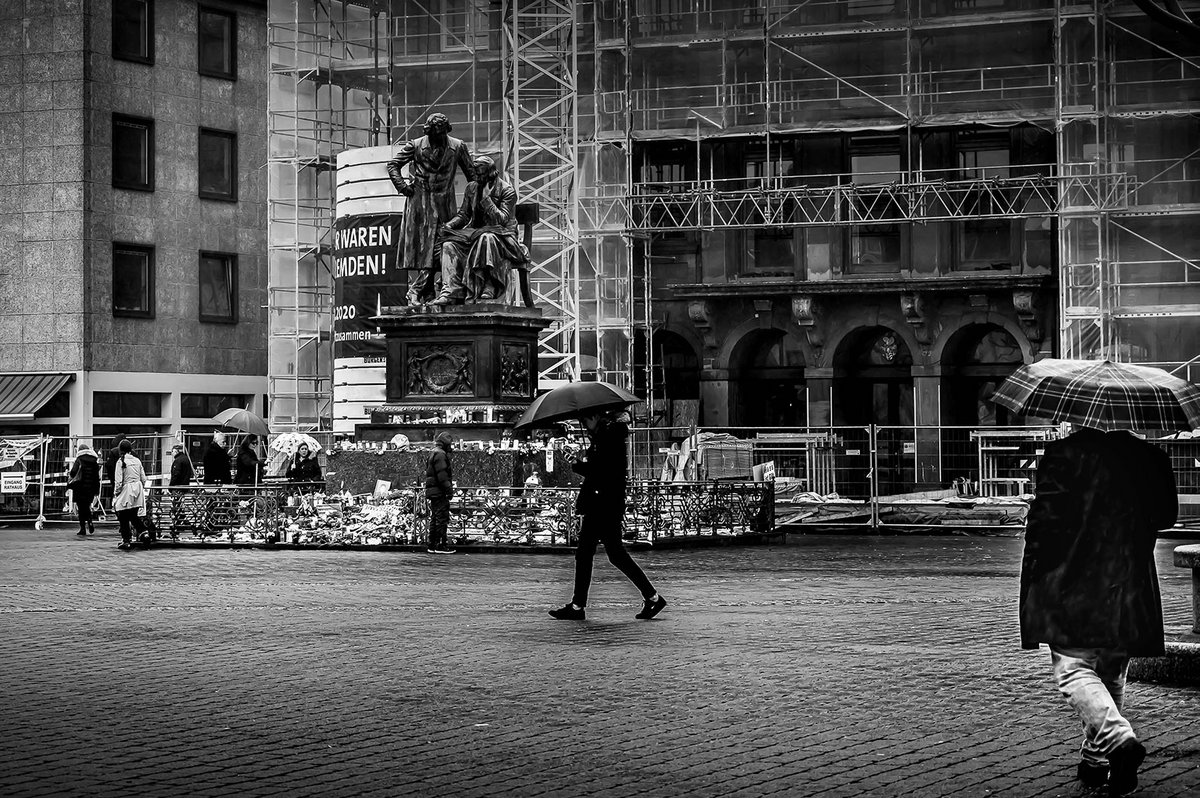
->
xmin=1051 ymin=647 xmax=1136 ymax=766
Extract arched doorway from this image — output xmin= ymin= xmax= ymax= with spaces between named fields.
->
xmin=833 ymin=326 xmax=914 ymax=426
xmin=942 ymin=324 xmax=1025 ymax=426
xmin=731 ymin=329 xmax=806 ymax=427
xmin=652 ymin=330 xmax=700 ymax=426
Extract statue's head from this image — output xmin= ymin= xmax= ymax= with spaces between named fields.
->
xmin=472 ymin=155 xmax=497 ymax=182
xmin=423 ymin=113 xmax=452 ymax=135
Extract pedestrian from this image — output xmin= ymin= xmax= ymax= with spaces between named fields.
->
xmin=285 ymin=443 xmax=323 ymax=487
xmin=168 ymin=443 xmax=194 ymax=487
xmin=67 ymin=442 xmax=101 ymax=536
xmin=112 ymin=438 xmax=149 ymax=550
xmin=103 ymin=433 xmax=126 ymax=504
xmin=425 ymin=431 xmax=455 ymax=553
xmin=234 ymin=435 xmax=262 ymax=486
xmin=549 ymin=411 xmax=666 ymax=621
xmin=1021 ymin=425 xmax=1178 ymax=796
xmin=203 ymin=431 xmax=232 ymax=485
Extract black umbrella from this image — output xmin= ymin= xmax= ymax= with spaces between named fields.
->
xmin=514 ymin=382 xmax=641 ymax=430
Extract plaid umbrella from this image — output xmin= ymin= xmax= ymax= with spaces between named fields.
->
xmin=991 ymin=358 xmax=1200 ymax=431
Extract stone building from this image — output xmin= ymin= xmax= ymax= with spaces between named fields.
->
xmin=0 ymin=0 xmax=269 ymax=447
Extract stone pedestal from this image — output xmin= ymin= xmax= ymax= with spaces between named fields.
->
xmin=360 ymin=304 xmax=551 ymax=442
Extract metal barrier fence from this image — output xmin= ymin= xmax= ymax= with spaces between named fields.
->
xmin=10 ymin=426 xmax=1200 ymax=537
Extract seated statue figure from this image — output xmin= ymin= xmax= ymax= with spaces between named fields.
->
xmin=434 ymin=155 xmax=530 ymax=306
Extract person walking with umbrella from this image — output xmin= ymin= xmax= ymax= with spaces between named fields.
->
xmin=547 ymin=409 xmax=666 ymax=621
xmin=993 ymin=359 xmax=1190 ymax=795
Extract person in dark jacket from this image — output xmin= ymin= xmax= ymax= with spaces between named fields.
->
xmin=425 ymin=432 xmax=455 ymax=553
xmin=549 ymin=412 xmax=666 ymax=621
xmin=167 ymin=442 xmax=194 ymax=531
xmin=168 ymin=443 xmax=194 ymax=487
xmin=103 ymin=433 xmax=126 ymax=502
xmin=68 ymin=442 xmax=102 ymax=536
xmin=234 ymin=435 xmax=262 ymax=486
xmin=202 ymin=432 xmax=232 ymax=485
xmin=1021 ymin=426 xmax=1177 ymax=796
xmin=286 ymin=443 xmax=323 ymax=489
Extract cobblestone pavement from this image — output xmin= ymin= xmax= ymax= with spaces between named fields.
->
xmin=1 ymin=525 xmax=1198 ymax=798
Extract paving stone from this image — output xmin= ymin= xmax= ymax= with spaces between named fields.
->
xmin=0 ymin=527 xmax=1198 ymax=796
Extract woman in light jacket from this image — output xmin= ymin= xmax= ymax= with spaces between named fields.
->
xmin=112 ymin=438 xmax=150 ymax=550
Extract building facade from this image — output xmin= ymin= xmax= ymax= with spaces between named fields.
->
xmin=1 ymin=0 xmax=269 ymax=451
xmin=267 ymin=0 xmax=1199 ymax=432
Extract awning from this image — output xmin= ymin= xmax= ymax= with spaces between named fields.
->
xmin=0 ymin=373 xmax=74 ymax=420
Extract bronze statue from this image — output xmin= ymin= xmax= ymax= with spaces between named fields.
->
xmin=386 ymin=113 xmax=476 ymax=306
xmin=436 ymin=155 xmax=530 ymax=306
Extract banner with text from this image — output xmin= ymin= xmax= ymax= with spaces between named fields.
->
xmin=332 ymin=213 xmax=406 ymax=360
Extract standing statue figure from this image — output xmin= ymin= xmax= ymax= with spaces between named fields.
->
xmin=386 ymin=113 xmax=476 ymax=306
xmin=437 ymin=155 xmax=530 ymax=306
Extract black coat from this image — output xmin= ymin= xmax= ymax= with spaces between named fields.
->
xmin=202 ymin=444 xmax=232 ymax=485
xmin=169 ymin=452 xmax=194 ymax=486
xmin=69 ymin=452 xmax=101 ymax=500
xmin=1020 ymin=428 xmax=1178 ymax=656
xmin=425 ymin=443 xmax=453 ymax=499
xmin=234 ymin=445 xmax=261 ymax=485
xmin=287 ymin=456 xmax=323 ymax=483
xmin=573 ymin=419 xmax=628 ymax=518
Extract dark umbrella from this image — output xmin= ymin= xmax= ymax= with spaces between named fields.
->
xmin=991 ymin=358 xmax=1200 ymax=431
xmin=212 ymin=407 xmax=271 ymax=437
xmin=514 ymin=382 xmax=641 ymax=430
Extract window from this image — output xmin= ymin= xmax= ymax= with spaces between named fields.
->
xmin=112 ymin=114 xmax=154 ymax=191
xmin=181 ymin=393 xmax=246 ymax=418
xmin=198 ymin=128 xmax=237 ymax=201
xmin=34 ymin=392 xmax=70 ymax=419
xmin=199 ymin=252 xmax=238 ymax=323
xmin=112 ymin=0 xmax=153 ymax=64
xmin=112 ymin=243 xmax=155 ymax=318
xmin=198 ymin=6 xmax=236 ymax=79
xmin=957 ymin=219 xmax=1013 ymax=270
xmin=744 ymin=228 xmax=797 ymax=275
xmin=94 ymin=392 xmax=163 ymax=418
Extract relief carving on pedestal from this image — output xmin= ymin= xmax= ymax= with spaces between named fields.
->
xmin=406 ymin=343 xmax=474 ymax=396
xmin=791 ymin=295 xmax=825 ymax=362
xmin=500 ymin=343 xmax=532 ymax=397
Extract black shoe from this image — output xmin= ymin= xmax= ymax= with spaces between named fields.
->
xmin=117 ymin=541 xmax=132 ymax=551
xmin=1077 ymin=761 xmax=1108 ymax=789
xmin=1107 ymin=738 xmax=1146 ymax=796
xmin=88 ymin=524 xmax=95 ymax=535
xmin=548 ymin=604 xmax=585 ymax=620
xmin=636 ymin=595 xmax=667 ymax=620
xmin=76 ymin=530 xmax=87 ymax=537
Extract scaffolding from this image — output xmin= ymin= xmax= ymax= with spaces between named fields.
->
xmin=267 ymin=0 xmax=1200 ymax=430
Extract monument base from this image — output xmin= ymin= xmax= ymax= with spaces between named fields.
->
xmin=373 ymin=304 xmax=549 ymax=427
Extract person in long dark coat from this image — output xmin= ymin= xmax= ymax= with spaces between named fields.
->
xmin=549 ymin=411 xmax=666 ymax=621
xmin=234 ymin=436 xmax=262 ymax=486
xmin=1021 ymin=426 xmax=1177 ymax=796
xmin=202 ymin=432 xmax=232 ymax=485
xmin=424 ymin=432 xmax=455 ymax=553
xmin=386 ymin=113 xmax=476 ymax=305
xmin=68 ymin=442 xmax=102 ymax=536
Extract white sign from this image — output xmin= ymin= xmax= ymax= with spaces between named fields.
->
xmin=902 ymin=442 xmax=917 ymax=455
xmin=753 ymin=461 xmax=776 ymax=482
xmin=372 ymin=479 xmax=391 ymax=498
xmin=545 ymin=448 xmax=555 ymax=473
xmin=1 ymin=472 xmax=26 ymax=493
